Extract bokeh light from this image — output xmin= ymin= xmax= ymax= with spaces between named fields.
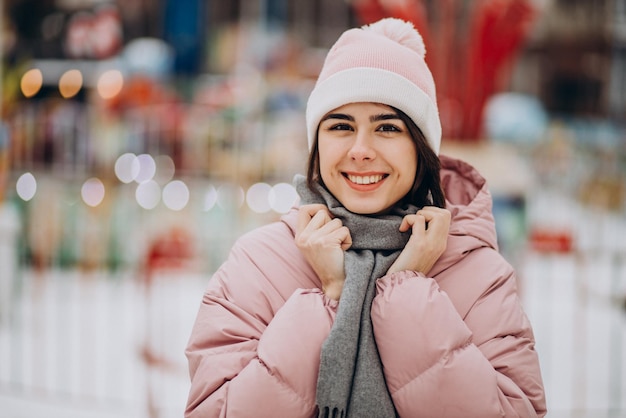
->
xmin=20 ymin=69 xmax=43 ymax=98
xmin=269 ymin=183 xmax=298 ymax=213
xmin=135 ymin=154 xmax=156 ymax=184
xmin=59 ymin=69 xmax=83 ymax=98
xmin=114 ymin=153 xmax=140 ymax=183
xmin=154 ymin=155 xmax=175 ymax=185
xmin=16 ymin=172 xmax=37 ymax=201
xmin=97 ymin=69 xmax=124 ymax=100
xmin=81 ymin=177 xmax=105 ymax=207
xmin=203 ymin=185 xmax=218 ymax=212
xmin=135 ymin=180 xmax=161 ymax=209
xmin=246 ymin=182 xmax=272 ymax=213
xmin=162 ymin=180 xmax=189 ymax=211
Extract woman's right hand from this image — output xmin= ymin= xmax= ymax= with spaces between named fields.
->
xmin=295 ymin=204 xmax=352 ymax=300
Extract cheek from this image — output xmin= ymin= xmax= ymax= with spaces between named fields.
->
xmin=394 ymin=146 xmax=418 ymax=173
xmin=396 ymin=151 xmax=418 ymax=191
xmin=317 ymin=142 xmax=340 ymax=176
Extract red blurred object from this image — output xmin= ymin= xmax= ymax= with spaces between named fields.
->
xmin=114 ymin=75 xmax=179 ymax=109
xmin=350 ymin=0 xmax=538 ymax=141
xmin=350 ymin=0 xmax=387 ymax=24
xmin=463 ymin=0 xmax=536 ymax=139
xmin=528 ymin=228 xmax=574 ymax=254
xmin=144 ymin=226 xmax=194 ymax=275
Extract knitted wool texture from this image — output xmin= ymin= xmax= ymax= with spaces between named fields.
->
xmin=295 ymin=174 xmax=417 ymax=418
xmin=305 ymin=18 xmax=441 ymax=155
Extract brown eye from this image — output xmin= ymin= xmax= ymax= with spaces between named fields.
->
xmin=328 ymin=123 xmax=353 ymax=131
xmin=377 ymin=124 xmax=401 ymax=132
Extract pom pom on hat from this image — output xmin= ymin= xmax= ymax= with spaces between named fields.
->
xmin=306 ymin=18 xmax=441 ymax=154
xmin=363 ymin=18 xmax=426 ymax=58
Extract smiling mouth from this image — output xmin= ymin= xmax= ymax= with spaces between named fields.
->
xmin=344 ymin=173 xmax=388 ymax=185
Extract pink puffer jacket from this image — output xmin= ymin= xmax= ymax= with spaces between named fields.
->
xmin=185 ymin=156 xmax=547 ymax=417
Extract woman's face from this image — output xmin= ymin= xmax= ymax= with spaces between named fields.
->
xmin=317 ymin=102 xmax=417 ymax=215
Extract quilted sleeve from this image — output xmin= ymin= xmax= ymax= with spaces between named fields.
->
xmin=371 ymin=253 xmax=546 ymax=417
xmin=185 ymin=229 xmax=335 ymax=418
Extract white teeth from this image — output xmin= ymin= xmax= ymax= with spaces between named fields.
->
xmin=348 ymin=174 xmax=384 ymax=185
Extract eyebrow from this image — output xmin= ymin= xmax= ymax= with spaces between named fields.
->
xmin=321 ymin=113 xmax=354 ymax=122
xmin=321 ymin=112 xmax=400 ymax=123
xmin=371 ymin=113 xmax=401 ymax=122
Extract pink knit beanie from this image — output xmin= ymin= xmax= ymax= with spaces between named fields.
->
xmin=306 ymin=18 xmax=441 ymax=155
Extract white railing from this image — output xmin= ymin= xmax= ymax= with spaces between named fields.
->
xmin=0 ymin=267 xmax=206 ymax=418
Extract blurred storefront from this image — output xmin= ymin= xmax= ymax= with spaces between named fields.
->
xmin=1 ymin=0 xmax=625 ymax=417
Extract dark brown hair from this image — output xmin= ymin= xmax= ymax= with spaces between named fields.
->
xmin=306 ymin=106 xmax=445 ymax=209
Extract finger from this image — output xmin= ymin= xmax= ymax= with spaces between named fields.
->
xmin=315 ymin=219 xmax=352 ymax=245
xmin=399 ymin=215 xmax=413 ymax=232
xmin=324 ymin=226 xmax=352 ymax=250
xmin=399 ymin=214 xmax=426 ymax=233
xmin=300 ymin=203 xmax=329 ymax=215
xmin=417 ymin=206 xmax=450 ymax=221
xmin=339 ymin=227 xmax=352 ymax=250
xmin=296 ymin=204 xmax=330 ymax=233
xmin=298 ymin=217 xmax=346 ymax=250
xmin=417 ymin=208 xmax=451 ymax=232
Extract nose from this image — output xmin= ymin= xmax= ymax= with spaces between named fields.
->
xmin=348 ymin=131 xmax=376 ymax=161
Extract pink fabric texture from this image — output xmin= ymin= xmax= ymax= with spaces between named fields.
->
xmin=185 ymin=156 xmax=546 ymax=417
xmin=305 ymin=18 xmax=441 ymax=154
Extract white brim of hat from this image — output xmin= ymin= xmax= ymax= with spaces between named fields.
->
xmin=306 ymin=67 xmax=441 ymax=155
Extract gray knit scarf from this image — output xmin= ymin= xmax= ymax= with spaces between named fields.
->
xmin=294 ymin=175 xmax=418 ymax=418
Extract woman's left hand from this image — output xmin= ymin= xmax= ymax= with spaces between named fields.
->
xmin=387 ymin=206 xmax=451 ymax=275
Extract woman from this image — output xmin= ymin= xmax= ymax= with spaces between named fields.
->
xmin=185 ymin=18 xmax=546 ymax=417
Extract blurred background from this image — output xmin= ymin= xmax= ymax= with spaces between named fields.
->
xmin=0 ymin=0 xmax=625 ymax=417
